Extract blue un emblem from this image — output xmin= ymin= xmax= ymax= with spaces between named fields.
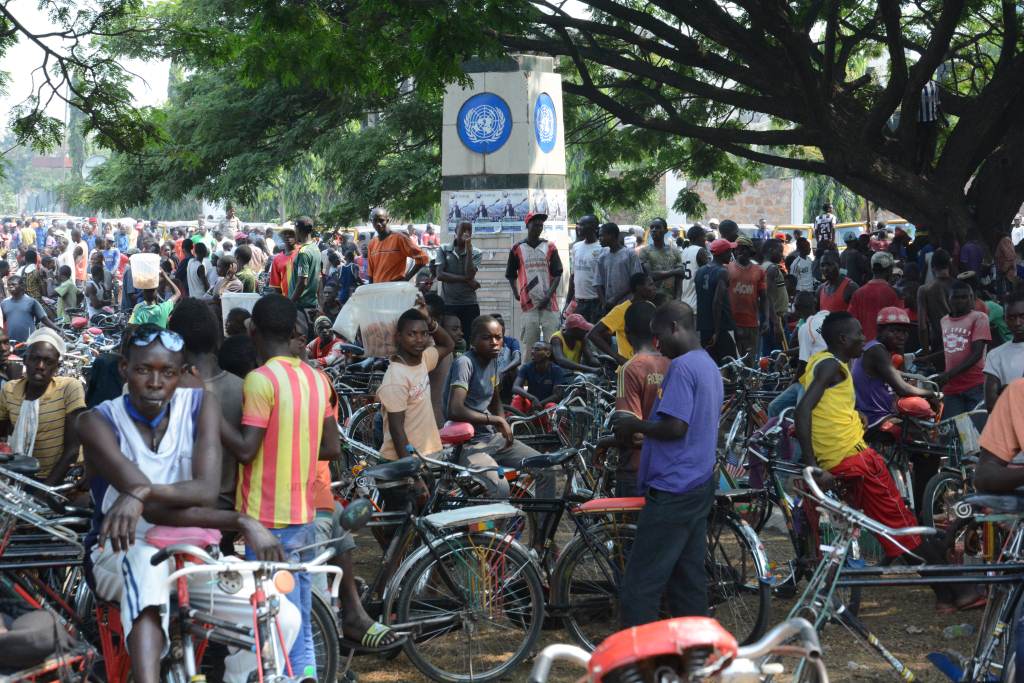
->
xmin=534 ymin=93 xmax=557 ymax=153
xmin=457 ymin=93 xmax=513 ymax=154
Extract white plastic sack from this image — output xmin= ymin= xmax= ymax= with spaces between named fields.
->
xmin=333 ymin=281 xmax=418 ymax=357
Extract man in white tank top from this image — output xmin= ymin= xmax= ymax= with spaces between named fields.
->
xmin=679 ymin=224 xmax=710 ymax=309
xmin=79 ymin=325 xmax=299 ymax=683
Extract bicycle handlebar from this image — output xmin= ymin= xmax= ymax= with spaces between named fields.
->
xmin=734 ymin=617 xmax=820 ymax=661
xmin=527 ymin=644 xmax=590 ymax=683
xmin=801 ymin=467 xmax=936 ymax=539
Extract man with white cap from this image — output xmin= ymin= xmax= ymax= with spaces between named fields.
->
xmin=0 ymin=328 xmax=85 ymax=483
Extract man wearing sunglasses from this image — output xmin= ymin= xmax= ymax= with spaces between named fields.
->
xmin=79 ymin=325 xmax=300 ymax=683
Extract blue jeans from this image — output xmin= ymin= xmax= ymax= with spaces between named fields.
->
xmin=768 ymin=382 xmax=804 ymax=418
xmin=943 ymin=384 xmax=984 ymax=417
xmin=246 ymin=523 xmax=316 ymax=677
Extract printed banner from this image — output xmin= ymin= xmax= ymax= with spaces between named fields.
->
xmin=443 ymin=189 xmax=568 ymax=233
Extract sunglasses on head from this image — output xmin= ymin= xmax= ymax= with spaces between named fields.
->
xmin=129 ymin=328 xmax=184 ymax=353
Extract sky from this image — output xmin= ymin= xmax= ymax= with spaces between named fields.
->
xmin=0 ymin=0 xmax=168 ymax=134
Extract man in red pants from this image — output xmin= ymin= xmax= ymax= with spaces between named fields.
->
xmin=795 ymin=311 xmax=983 ymax=613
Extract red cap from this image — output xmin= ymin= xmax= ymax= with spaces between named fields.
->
xmin=564 ymin=313 xmax=593 ymax=333
xmin=525 ymin=211 xmax=548 ymax=225
xmin=709 ymin=238 xmax=737 ymax=255
xmin=876 ymin=306 xmax=912 ymax=326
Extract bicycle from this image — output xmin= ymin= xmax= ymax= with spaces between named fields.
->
xmin=928 ymin=490 xmax=1024 ymax=682
xmin=419 ymin=429 xmax=772 ymax=651
xmin=350 ymin=448 xmax=546 ymax=682
xmin=790 ymin=466 xmax=1024 ymax=682
xmin=90 ymin=501 xmax=372 ymax=683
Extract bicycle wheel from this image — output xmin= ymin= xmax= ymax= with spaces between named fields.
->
xmin=551 ymin=522 xmax=636 ymax=651
xmin=311 ymin=591 xmax=340 ymax=682
xmin=921 ymin=471 xmax=965 ymax=529
xmin=347 ymin=402 xmax=383 ymax=451
xmin=706 ymin=510 xmax=771 ymax=645
xmin=395 ymin=532 xmax=544 ymax=682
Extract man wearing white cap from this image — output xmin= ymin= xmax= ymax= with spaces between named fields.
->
xmin=0 ymin=328 xmax=85 ymax=483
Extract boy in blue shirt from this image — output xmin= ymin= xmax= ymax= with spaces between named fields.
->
xmin=511 ymin=341 xmax=566 ymax=419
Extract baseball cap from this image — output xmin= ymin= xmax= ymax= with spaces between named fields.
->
xmin=709 ymin=238 xmax=737 ymax=255
xmin=735 ymin=236 xmax=754 ymax=249
xmin=870 ymin=250 xmax=894 ymax=269
xmin=564 ymin=313 xmax=593 ymax=333
xmin=876 ymin=306 xmax=912 ymax=326
xmin=525 ymin=211 xmax=547 ymax=225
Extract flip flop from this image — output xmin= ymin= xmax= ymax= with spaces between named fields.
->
xmin=340 ymin=622 xmax=408 ymax=654
xmin=956 ymin=594 xmax=987 ymax=612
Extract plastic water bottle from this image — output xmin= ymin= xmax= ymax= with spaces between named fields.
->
xmin=943 ymin=623 xmax=975 ymax=639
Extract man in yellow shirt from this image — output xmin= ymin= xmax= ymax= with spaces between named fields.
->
xmin=587 ymin=272 xmax=659 ymax=365
xmin=796 ymin=311 xmax=983 ymax=612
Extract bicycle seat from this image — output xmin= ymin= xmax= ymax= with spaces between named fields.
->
xmin=71 ymin=316 xmax=88 ymax=329
xmin=589 ymin=616 xmax=737 ymax=681
xmin=337 ymin=343 xmax=365 ymax=356
xmin=0 ymin=455 xmax=40 ymax=476
xmin=574 ymin=497 xmax=646 ymax=514
xmin=363 ymin=457 xmax=421 ymax=482
xmin=87 ymin=327 xmax=103 ymax=336
xmin=349 ymin=357 xmax=376 ymax=371
xmin=144 ymin=526 xmax=222 ymax=549
xmin=962 ymin=492 xmax=1024 ymax=514
xmin=897 ymin=396 xmax=935 ymax=420
xmin=440 ymin=421 xmax=475 ymax=446
xmin=519 ymin=448 xmax=576 ymax=470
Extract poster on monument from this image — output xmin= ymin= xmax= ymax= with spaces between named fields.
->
xmin=443 ymin=189 xmax=568 ymax=233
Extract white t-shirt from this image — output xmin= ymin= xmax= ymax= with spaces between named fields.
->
xmin=798 ymin=310 xmax=829 ymax=362
xmin=984 ymin=341 xmax=1024 ymax=387
xmin=571 ymin=240 xmax=606 ymax=300
xmin=791 ymin=255 xmax=815 ymax=292
xmin=679 ymin=245 xmax=705 ymax=309
xmin=1011 ymin=225 xmax=1024 ymax=247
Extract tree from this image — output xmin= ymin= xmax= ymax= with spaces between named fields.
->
xmin=497 ymin=0 xmax=1023 ymax=244
xmin=95 ymin=0 xmax=1023 ymax=243
xmin=0 ymin=0 xmax=157 ymax=157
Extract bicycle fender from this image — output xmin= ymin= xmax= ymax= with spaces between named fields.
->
xmin=735 ymin=517 xmax=773 ymax=583
xmin=379 ymin=530 xmax=533 ymax=620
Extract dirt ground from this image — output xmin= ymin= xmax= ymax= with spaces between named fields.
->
xmin=342 ymin=519 xmax=986 ymax=683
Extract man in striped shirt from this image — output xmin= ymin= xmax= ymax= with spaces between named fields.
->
xmin=221 ymin=294 xmax=341 ymax=676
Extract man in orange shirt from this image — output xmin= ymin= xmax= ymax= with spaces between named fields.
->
xmin=726 ymin=236 xmax=767 ymax=362
xmin=367 ymin=207 xmax=429 ymax=283
xmin=975 ymin=378 xmax=1024 ymax=493
xmin=268 ymin=228 xmax=296 ymax=296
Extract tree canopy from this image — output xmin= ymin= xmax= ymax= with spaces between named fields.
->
xmin=54 ymin=0 xmax=1024 ymax=240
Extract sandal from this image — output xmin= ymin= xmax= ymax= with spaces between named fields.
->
xmin=340 ymin=622 xmax=407 ymax=654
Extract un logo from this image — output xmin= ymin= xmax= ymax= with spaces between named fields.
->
xmin=534 ymin=93 xmax=557 ymax=153
xmin=457 ymin=93 xmax=513 ymax=154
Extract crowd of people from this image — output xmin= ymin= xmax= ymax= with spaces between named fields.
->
xmin=2 ymin=203 xmax=1024 ymax=680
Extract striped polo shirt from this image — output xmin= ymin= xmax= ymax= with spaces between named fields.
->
xmin=237 ymin=356 xmax=333 ymax=528
xmin=0 ymin=376 xmax=86 ymax=477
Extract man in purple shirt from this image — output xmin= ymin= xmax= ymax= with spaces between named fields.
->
xmin=613 ymin=301 xmax=724 ymax=627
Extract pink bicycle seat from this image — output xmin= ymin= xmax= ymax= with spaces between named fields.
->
xmin=145 ymin=526 xmax=222 ymax=550
xmin=440 ymin=421 xmax=475 ymax=446
xmin=897 ymin=396 xmax=935 ymax=420
xmin=71 ymin=317 xmax=88 ymax=329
